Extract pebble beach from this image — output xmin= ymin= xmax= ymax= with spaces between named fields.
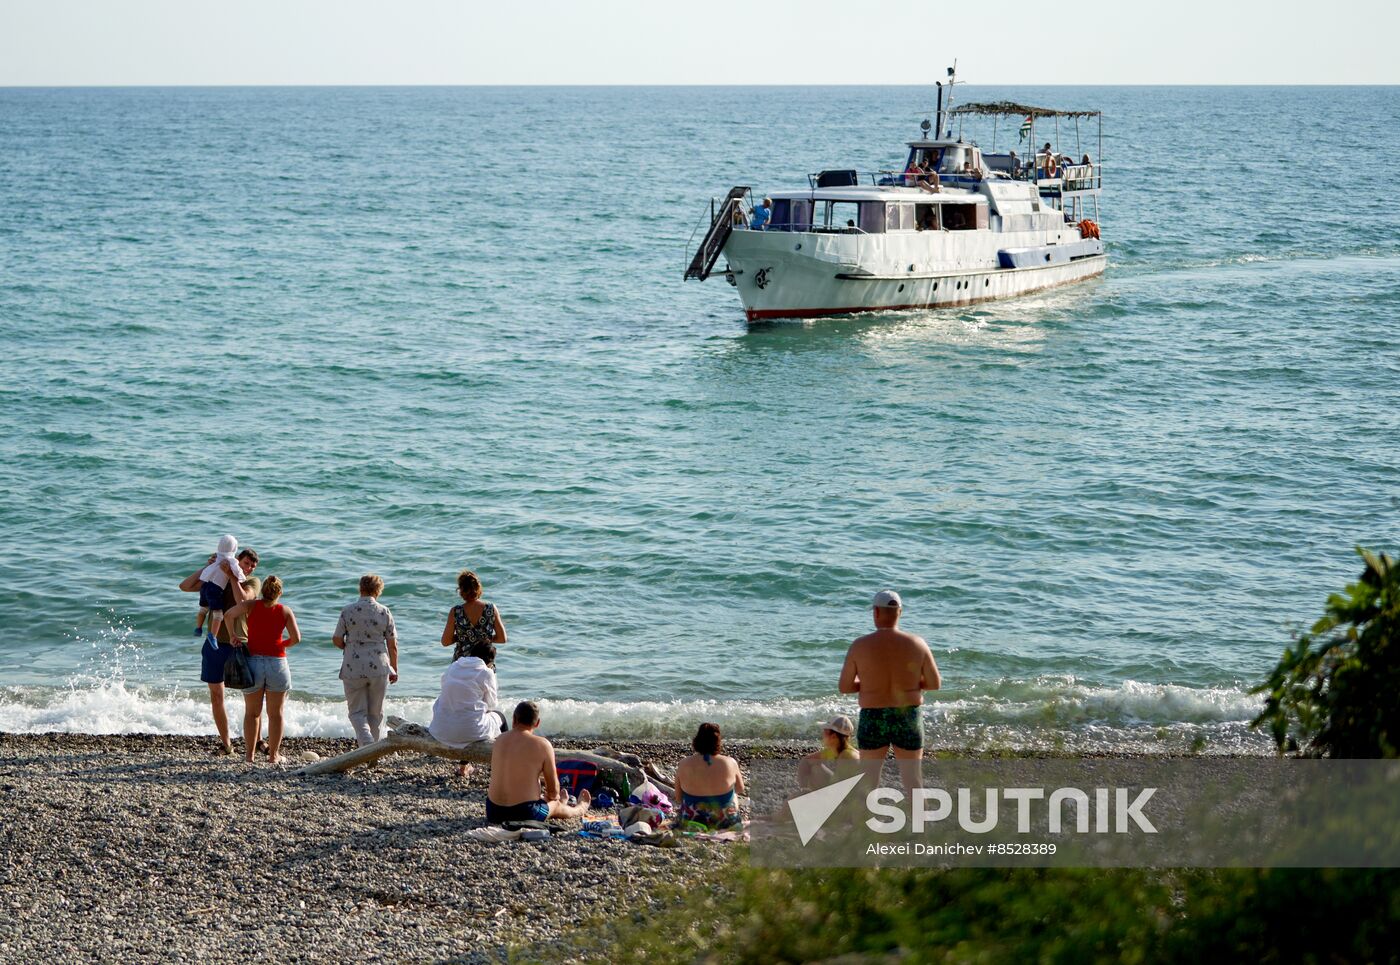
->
xmin=0 ymin=733 xmax=751 ymax=963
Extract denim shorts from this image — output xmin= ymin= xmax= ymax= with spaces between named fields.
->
xmin=242 ymin=655 xmax=291 ymax=694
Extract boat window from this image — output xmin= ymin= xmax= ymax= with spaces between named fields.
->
xmin=770 ymin=198 xmax=791 ymax=230
xmin=938 ymin=146 xmax=971 ymax=174
xmin=914 ymin=148 xmax=941 ymax=170
xmin=789 ymin=199 xmax=812 ymax=231
xmin=941 ymin=203 xmax=986 ymax=231
xmin=858 ymin=202 xmax=886 ymax=234
xmin=915 ymin=203 xmax=939 ymax=231
xmin=885 ymin=202 xmax=913 ymax=231
xmin=815 ymin=200 xmax=861 ymax=232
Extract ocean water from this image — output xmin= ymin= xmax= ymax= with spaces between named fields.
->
xmin=1 ymin=85 xmax=1397 ymax=752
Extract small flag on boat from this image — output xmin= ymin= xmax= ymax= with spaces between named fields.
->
xmin=1018 ymin=116 xmax=1032 ymax=142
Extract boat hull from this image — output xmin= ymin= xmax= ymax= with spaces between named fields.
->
xmin=723 ymin=229 xmax=1105 ymax=321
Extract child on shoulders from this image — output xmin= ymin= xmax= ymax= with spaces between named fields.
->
xmin=194 ymin=534 xmax=242 ymax=644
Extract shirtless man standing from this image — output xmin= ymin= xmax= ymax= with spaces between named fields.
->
xmin=486 ymin=701 xmax=592 ymax=824
xmin=838 ymin=590 xmax=941 ymax=793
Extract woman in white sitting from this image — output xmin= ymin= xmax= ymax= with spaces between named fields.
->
xmin=429 ymin=640 xmax=507 ymax=778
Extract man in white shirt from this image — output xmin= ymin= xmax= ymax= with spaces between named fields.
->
xmin=430 ymin=641 xmax=507 ymax=777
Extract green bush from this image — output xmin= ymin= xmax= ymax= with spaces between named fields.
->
xmin=1251 ymin=548 xmax=1400 ymax=757
xmin=538 ymin=862 xmax=1400 ymax=964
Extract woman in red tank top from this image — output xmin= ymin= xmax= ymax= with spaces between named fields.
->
xmin=225 ymin=575 xmax=301 ymax=764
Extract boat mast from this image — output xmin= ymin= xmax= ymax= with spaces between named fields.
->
xmin=935 ymin=61 xmax=958 ymax=138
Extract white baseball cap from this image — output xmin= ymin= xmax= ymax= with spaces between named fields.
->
xmin=872 ymin=589 xmax=903 ymax=609
xmin=821 ymin=715 xmax=854 ymax=737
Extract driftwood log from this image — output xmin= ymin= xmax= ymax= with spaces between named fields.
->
xmin=296 ymin=716 xmax=675 ymax=797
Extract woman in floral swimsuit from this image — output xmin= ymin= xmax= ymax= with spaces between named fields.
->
xmin=440 ymin=569 xmax=507 ymax=661
xmin=673 ymin=722 xmax=745 ymax=831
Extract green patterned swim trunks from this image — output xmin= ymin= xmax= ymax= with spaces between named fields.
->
xmin=857 ymin=705 xmax=924 ymax=751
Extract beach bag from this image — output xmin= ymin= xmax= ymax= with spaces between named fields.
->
xmin=223 ymin=645 xmax=254 ymax=690
xmin=557 ymin=760 xmax=601 ymax=797
xmin=627 ymin=778 xmax=672 ymax=812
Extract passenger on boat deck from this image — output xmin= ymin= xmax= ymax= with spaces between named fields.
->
xmin=1040 ymin=142 xmax=1058 ymax=177
xmin=749 ymin=198 xmax=771 ymax=230
xmin=915 ymin=159 xmax=940 ymax=194
xmin=1008 ymin=149 xmax=1019 ymax=177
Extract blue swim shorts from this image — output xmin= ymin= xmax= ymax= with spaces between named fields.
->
xmin=200 ymin=636 xmax=235 ymax=684
xmin=486 ymin=798 xmax=550 ymax=825
xmin=243 ymin=656 xmax=291 ymax=695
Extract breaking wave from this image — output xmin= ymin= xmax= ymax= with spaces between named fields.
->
xmin=0 ymin=676 xmax=1272 ymax=754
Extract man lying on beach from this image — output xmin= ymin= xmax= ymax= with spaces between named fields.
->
xmin=485 ymin=701 xmax=591 ymax=824
xmin=838 ymin=589 xmax=941 ymax=793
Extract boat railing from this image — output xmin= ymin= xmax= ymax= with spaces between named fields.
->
xmin=1057 ymin=163 xmax=1099 ymax=191
xmin=734 ymin=222 xmax=870 ymax=235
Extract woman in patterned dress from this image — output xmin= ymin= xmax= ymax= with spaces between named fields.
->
xmin=440 ymin=569 xmax=506 ymax=662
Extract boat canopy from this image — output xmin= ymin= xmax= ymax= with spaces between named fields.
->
xmin=950 ymin=101 xmax=1102 ymax=119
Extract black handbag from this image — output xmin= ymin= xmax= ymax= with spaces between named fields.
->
xmin=223 ymin=645 xmax=254 ymax=690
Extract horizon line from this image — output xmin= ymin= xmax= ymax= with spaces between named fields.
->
xmin=2 ymin=82 xmax=1398 ymax=89
xmin=0 ymin=82 xmax=1394 ymax=91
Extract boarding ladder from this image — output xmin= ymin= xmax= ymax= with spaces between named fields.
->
xmin=684 ymin=186 xmax=750 ymax=281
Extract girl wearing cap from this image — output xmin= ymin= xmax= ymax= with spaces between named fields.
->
xmin=798 ymin=715 xmax=859 ymax=790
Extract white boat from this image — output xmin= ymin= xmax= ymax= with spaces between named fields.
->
xmin=685 ymin=68 xmax=1106 ymax=322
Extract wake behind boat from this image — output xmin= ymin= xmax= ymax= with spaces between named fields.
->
xmin=685 ymin=66 xmax=1106 ymax=321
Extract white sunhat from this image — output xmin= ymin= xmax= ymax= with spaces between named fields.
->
xmin=872 ymin=589 xmax=903 ymax=609
xmin=820 ymin=715 xmax=854 ymax=737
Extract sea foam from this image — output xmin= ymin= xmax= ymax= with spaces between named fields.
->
xmin=0 ymin=677 xmax=1273 ymax=754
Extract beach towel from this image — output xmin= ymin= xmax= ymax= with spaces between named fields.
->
xmin=628 ymin=830 xmax=679 ymax=848
xmin=502 ymin=819 xmax=569 ymax=834
xmin=617 ymin=805 xmax=665 ymax=830
xmin=578 ymin=820 xmax=627 ymax=840
xmin=690 ymin=829 xmax=750 ymax=844
xmin=466 ymin=826 xmax=523 ymax=843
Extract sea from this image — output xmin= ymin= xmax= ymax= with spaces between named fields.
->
xmin=1 ymin=85 xmax=1396 ymax=753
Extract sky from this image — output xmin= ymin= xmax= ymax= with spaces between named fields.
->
xmin=1 ymin=0 xmax=1397 ymax=86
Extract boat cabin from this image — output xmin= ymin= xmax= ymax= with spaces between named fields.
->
xmin=765 ymin=186 xmax=988 ymax=235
